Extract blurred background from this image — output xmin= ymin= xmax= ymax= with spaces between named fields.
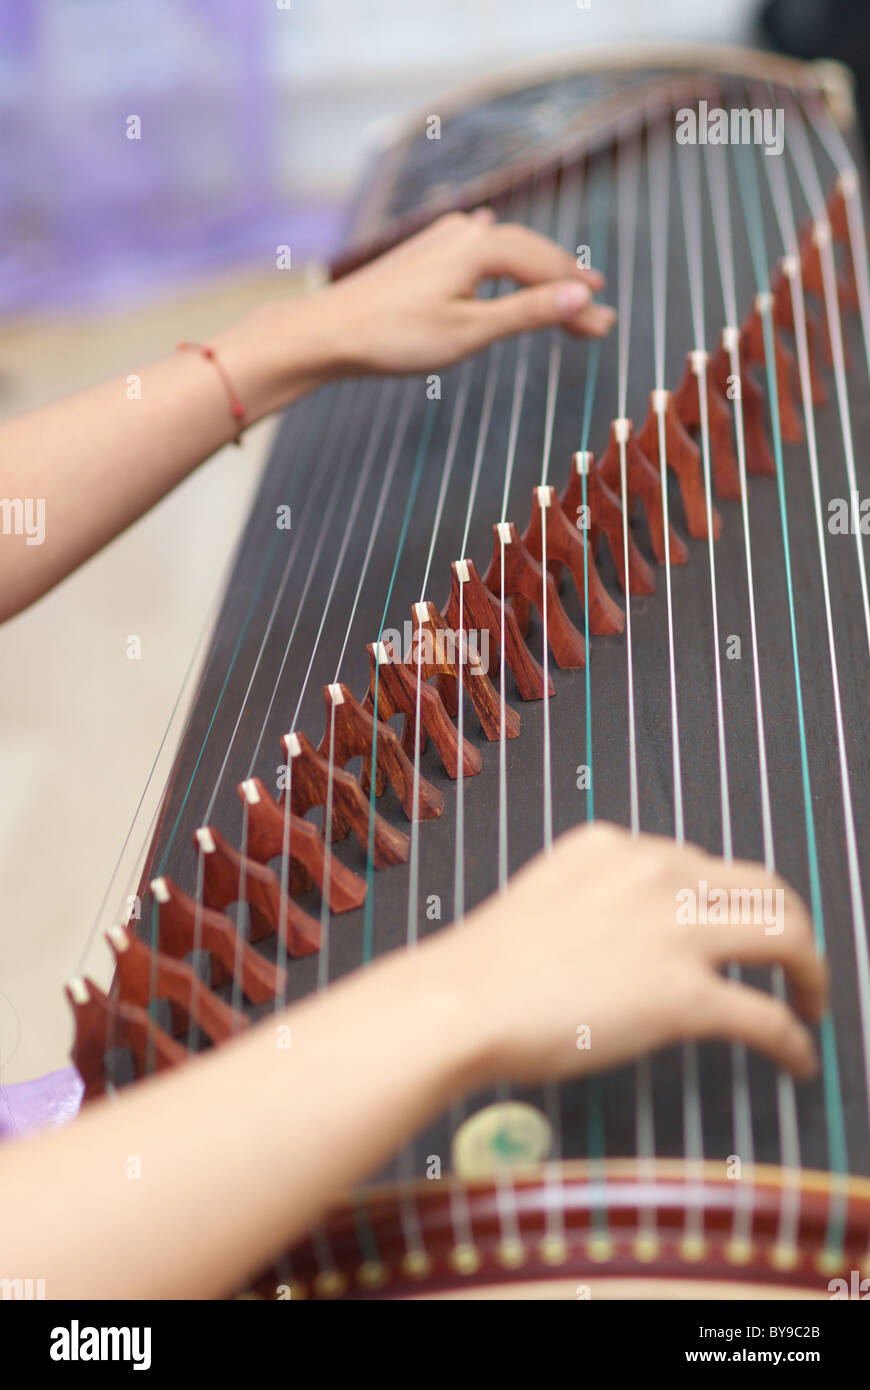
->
xmin=0 ymin=0 xmax=861 ymax=1090
xmin=0 ymin=0 xmax=768 ymax=317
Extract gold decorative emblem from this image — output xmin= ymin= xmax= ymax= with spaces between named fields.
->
xmin=452 ymin=1102 xmax=553 ymax=1179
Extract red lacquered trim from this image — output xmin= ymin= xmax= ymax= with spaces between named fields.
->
xmin=272 ymin=1160 xmax=870 ymax=1300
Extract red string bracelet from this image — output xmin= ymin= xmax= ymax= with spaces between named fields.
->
xmin=177 ymin=341 xmax=247 ymax=445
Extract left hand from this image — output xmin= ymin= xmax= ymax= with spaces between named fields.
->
xmin=265 ymin=208 xmax=615 ymax=381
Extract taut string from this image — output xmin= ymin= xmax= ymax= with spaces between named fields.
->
xmin=637 ymin=108 xmax=676 ymax=1257
xmin=732 ymin=126 xmax=823 ymax=1260
xmin=576 ymin=148 xmax=612 ymax=1251
xmin=615 ymin=123 xmax=642 ymax=838
xmin=703 ymin=131 xmax=764 ymax=1258
xmin=491 ymin=173 xmax=547 ymax=1267
xmin=444 ymin=184 xmax=526 ymax=1268
xmin=675 ymin=121 xmax=734 ymax=1256
xmin=187 ymin=383 xmax=363 ymax=1050
xmin=133 ymin=387 xmax=342 ymax=1075
xmin=537 ymin=159 xmax=586 ymax=1261
xmin=786 ymin=96 xmax=870 ymax=671
xmin=762 ymin=91 xmax=865 ymax=1257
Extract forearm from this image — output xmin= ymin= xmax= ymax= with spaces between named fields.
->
xmin=0 ymin=300 xmax=331 ymax=623
xmin=0 ymin=211 xmax=615 ymax=624
xmin=0 ymin=822 xmax=824 ymax=1299
xmin=0 ymin=938 xmax=490 ymax=1299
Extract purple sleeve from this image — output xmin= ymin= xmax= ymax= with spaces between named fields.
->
xmin=0 ymin=1067 xmax=83 ymax=1142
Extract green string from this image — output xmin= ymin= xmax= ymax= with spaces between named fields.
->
xmin=579 ymin=156 xmax=613 ymax=828
xmin=142 ymin=389 xmax=331 ymax=1061
xmin=578 ymin=156 xmax=613 ymax=1229
xmin=154 ymin=533 xmax=283 ymax=881
xmin=362 ymin=396 xmax=440 ymax=968
xmin=733 ymin=140 xmax=849 ymax=1258
xmin=153 ymin=390 xmax=328 ymax=879
xmin=351 ymin=392 xmax=439 ymax=1265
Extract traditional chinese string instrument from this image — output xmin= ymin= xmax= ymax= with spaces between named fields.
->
xmin=66 ymin=45 xmax=870 ymax=1298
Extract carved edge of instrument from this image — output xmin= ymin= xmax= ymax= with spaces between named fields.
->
xmin=335 ymin=47 xmax=855 ymax=277
xmin=267 ymin=1160 xmax=870 ymax=1301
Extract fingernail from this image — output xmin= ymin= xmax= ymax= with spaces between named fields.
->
xmin=556 ymin=281 xmax=592 ymax=316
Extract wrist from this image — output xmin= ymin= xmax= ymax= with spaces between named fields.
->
xmin=409 ymin=924 xmax=507 ymax=1095
xmin=211 ymin=298 xmax=338 ymax=425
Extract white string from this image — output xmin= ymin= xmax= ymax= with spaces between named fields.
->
xmin=447 ymin=302 xmax=512 ymax=1263
xmin=768 ymin=104 xmax=870 ymax=1159
xmin=225 ymin=384 xmax=378 ymax=1021
xmin=730 ymin=120 xmax=820 ymax=1253
xmin=181 ymin=387 xmax=358 ymax=1072
xmin=638 ymin=112 xmax=682 ymax=1253
xmin=204 ymin=385 xmax=359 ymax=824
xmin=675 ymin=130 xmax=734 ymax=1253
xmin=492 ymin=177 xmax=551 ymax=1260
xmin=612 ymin=124 xmax=663 ymax=1253
xmin=615 ymin=127 xmax=641 ymax=837
xmin=418 ymin=362 xmax=475 ymax=602
xmin=538 ymin=333 xmax=561 ymax=855
xmin=704 ymin=136 xmax=766 ymax=1253
xmin=405 ymin=361 xmax=476 ymax=950
xmin=537 ymin=162 xmax=585 ymax=1256
xmin=244 ymin=376 xmax=407 ymax=1279
xmin=785 ymin=96 xmax=870 ymax=677
xmin=802 ymin=95 xmax=870 ymax=383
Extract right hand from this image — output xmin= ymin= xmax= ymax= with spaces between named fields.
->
xmin=434 ymin=822 xmax=827 ymax=1087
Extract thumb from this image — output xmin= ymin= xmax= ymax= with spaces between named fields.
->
xmin=469 ymin=280 xmax=609 ymax=345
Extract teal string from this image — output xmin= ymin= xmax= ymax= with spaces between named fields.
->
xmin=361 ymin=396 xmax=440 ymax=967
xmin=579 ymin=157 xmax=613 ymax=828
xmin=153 ymin=389 xmax=329 ymax=879
xmin=733 ymin=141 xmax=849 ymax=1256
xmin=142 ymin=390 xmax=328 ymax=1052
xmin=350 ymin=392 xmax=439 ymax=1265
xmin=155 ymin=534 xmax=283 ymax=879
xmin=578 ymin=157 xmax=613 ymax=1216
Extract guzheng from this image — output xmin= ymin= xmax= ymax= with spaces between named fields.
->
xmin=67 ymin=45 xmax=870 ymax=1298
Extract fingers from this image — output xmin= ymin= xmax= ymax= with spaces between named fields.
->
xmin=471 ymin=220 xmax=605 ymax=292
xmin=679 ymin=858 xmax=827 ymax=1022
xmin=702 ymin=923 xmax=827 ymax=1024
xmin=563 ymin=301 xmax=617 ymax=338
xmin=699 ymin=978 xmax=819 ymax=1079
xmin=463 ymin=282 xmax=615 ymax=349
xmin=414 ymin=212 xmax=616 ymax=350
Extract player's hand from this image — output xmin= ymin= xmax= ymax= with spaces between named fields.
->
xmin=431 ymin=822 xmax=827 ymax=1087
xmin=301 ymin=208 xmax=616 ymax=375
